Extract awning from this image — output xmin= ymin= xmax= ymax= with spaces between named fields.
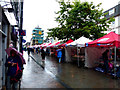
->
xmin=67 ymin=36 xmax=92 ymax=47
xmin=59 ymin=39 xmax=73 ymax=47
xmin=0 ymin=0 xmax=18 ymax=26
xmin=86 ymin=32 xmax=120 ymax=48
xmin=49 ymin=42 xmax=60 ymax=47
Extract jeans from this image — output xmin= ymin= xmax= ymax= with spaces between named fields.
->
xmin=59 ymin=58 xmax=61 ymax=63
xmin=7 ymin=76 xmax=18 ymax=90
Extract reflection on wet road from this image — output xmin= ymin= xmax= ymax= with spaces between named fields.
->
xmin=21 ymin=52 xmax=64 ymax=88
xmin=21 ymin=51 xmax=120 ymax=88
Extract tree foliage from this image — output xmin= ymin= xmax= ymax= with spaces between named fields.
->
xmin=48 ymin=0 xmax=115 ymax=40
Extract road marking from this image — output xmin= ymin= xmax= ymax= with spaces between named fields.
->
xmin=30 ymin=55 xmax=73 ymax=89
xmin=30 ymin=55 xmax=44 ymax=69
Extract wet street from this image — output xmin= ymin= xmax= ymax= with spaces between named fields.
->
xmin=21 ymin=51 xmax=64 ymax=88
xmin=21 ymin=51 xmax=120 ymax=89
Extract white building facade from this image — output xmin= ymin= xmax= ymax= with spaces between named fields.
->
xmin=104 ymin=2 xmax=120 ymax=34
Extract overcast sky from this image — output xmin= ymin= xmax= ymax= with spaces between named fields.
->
xmin=23 ymin=0 xmax=120 ymax=42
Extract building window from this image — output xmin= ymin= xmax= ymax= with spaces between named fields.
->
xmin=109 ymin=8 xmax=115 ymax=15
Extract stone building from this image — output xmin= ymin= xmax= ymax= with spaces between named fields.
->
xmin=0 ymin=0 xmax=24 ymax=89
xmin=103 ymin=1 xmax=120 ymax=34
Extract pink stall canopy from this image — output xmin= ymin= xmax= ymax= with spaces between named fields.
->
xmin=59 ymin=39 xmax=73 ymax=47
xmin=86 ymin=32 xmax=120 ymax=48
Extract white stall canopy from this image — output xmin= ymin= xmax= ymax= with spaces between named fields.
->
xmin=67 ymin=36 xmax=92 ymax=47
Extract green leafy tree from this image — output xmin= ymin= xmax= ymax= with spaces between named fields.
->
xmin=48 ymin=0 xmax=115 ymax=40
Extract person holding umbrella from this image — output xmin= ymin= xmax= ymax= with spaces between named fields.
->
xmin=5 ymin=49 xmax=23 ymax=90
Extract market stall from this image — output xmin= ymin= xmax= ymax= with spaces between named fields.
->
xmin=48 ymin=42 xmax=60 ymax=56
xmin=85 ymin=32 xmax=120 ymax=77
xmin=66 ymin=36 xmax=92 ymax=67
xmin=66 ymin=46 xmax=85 ymax=67
xmin=59 ymin=39 xmax=73 ymax=47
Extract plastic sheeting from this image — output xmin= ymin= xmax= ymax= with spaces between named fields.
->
xmin=85 ymin=47 xmax=107 ymax=68
xmin=65 ymin=47 xmax=72 ymax=62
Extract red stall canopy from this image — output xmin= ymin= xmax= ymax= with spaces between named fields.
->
xmin=86 ymin=32 xmax=120 ymax=48
xmin=40 ymin=43 xmax=46 ymax=47
xmin=49 ymin=42 xmax=60 ymax=47
xmin=59 ymin=39 xmax=73 ymax=47
xmin=44 ymin=43 xmax=52 ymax=47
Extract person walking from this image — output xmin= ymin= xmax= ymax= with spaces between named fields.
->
xmin=5 ymin=50 xmax=23 ymax=90
xmin=27 ymin=47 xmax=31 ymax=60
xmin=36 ymin=47 xmax=39 ymax=54
xmin=41 ymin=47 xmax=46 ymax=68
xmin=38 ymin=47 xmax=41 ymax=54
xmin=46 ymin=48 xmax=50 ymax=56
xmin=57 ymin=49 xmax=62 ymax=63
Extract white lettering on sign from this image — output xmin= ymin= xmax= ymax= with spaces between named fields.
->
xmin=97 ymin=38 xmax=109 ymax=42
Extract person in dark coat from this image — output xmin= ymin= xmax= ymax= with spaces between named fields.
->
xmin=36 ymin=47 xmax=39 ymax=54
xmin=5 ymin=50 xmax=23 ymax=90
xmin=46 ymin=48 xmax=50 ymax=56
xmin=41 ymin=47 xmax=46 ymax=67
xmin=27 ymin=47 xmax=31 ymax=61
xmin=102 ymin=49 xmax=109 ymax=73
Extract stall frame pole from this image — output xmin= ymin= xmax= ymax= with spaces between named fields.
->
xmin=114 ymin=46 xmax=117 ymax=77
xmin=77 ymin=45 xmax=80 ymax=67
